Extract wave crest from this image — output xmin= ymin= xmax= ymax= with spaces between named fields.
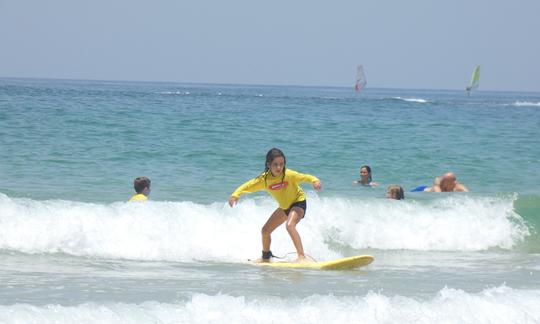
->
xmin=0 ymin=193 xmax=529 ymax=261
xmin=0 ymin=286 xmax=539 ymax=324
xmin=391 ymin=97 xmax=428 ymax=103
xmin=513 ymin=101 xmax=540 ymax=107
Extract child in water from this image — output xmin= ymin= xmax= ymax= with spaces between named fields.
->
xmin=386 ymin=184 xmax=405 ymax=200
xmin=129 ymin=177 xmax=151 ymax=201
xmin=229 ymin=148 xmax=322 ymax=263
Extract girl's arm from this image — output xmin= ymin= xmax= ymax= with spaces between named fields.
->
xmin=291 ymin=170 xmax=322 ymax=190
xmin=229 ymin=176 xmax=266 ymax=207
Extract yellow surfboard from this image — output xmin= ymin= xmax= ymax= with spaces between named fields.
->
xmin=252 ymin=255 xmax=374 ymax=270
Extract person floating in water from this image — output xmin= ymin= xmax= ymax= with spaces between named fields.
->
xmin=433 ymin=172 xmax=469 ymax=192
xmin=228 ymin=148 xmax=322 ymax=263
xmin=386 ymin=184 xmax=405 ymax=200
xmin=421 ymin=176 xmax=441 ymax=192
xmin=129 ymin=177 xmax=151 ymax=201
xmin=353 ymin=165 xmax=379 ymax=186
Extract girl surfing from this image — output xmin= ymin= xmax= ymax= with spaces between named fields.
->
xmin=229 ymin=148 xmax=322 ymax=263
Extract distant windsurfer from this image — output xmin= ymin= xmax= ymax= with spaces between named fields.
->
xmin=355 ymin=65 xmax=367 ymax=92
xmin=465 ymin=65 xmax=480 ymax=96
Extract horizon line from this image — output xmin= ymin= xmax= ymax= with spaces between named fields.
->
xmin=1 ymin=75 xmax=538 ymax=95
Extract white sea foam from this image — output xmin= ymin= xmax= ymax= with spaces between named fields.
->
xmin=0 ymin=193 xmax=528 ymax=262
xmin=0 ymin=286 xmax=538 ymax=324
xmin=157 ymin=91 xmax=190 ymax=95
xmin=392 ymin=97 xmax=428 ymax=103
xmin=512 ymin=101 xmax=540 ymax=107
xmin=311 ymin=194 xmax=529 ymax=253
xmin=157 ymin=91 xmax=181 ymax=95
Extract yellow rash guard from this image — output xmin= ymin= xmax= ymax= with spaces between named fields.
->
xmin=230 ymin=169 xmax=319 ymax=209
xmin=129 ymin=193 xmax=148 ymax=202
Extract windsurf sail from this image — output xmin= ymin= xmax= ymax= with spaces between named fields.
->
xmin=466 ymin=65 xmax=480 ymax=94
xmin=355 ymin=65 xmax=367 ymax=92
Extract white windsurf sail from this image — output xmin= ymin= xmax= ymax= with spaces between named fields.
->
xmin=355 ymin=65 xmax=367 ymax=92
xmin=466 ymin=65 xmax=480 ymax=94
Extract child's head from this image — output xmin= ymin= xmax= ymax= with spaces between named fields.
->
xmin=360 ymin=165 xmax=373 ymax=183
xmin=133 ymin=177 xmax=151 ymax=195
xmin=386 ymin=184 xmax=404 ymax=200
xmin=265 ymin=148 xmax=286 ymax=177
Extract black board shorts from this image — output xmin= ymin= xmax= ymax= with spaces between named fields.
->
xmin=283 ymin=200 xmax=307 ymax=218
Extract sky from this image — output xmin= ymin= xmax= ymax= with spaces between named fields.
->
xmin=1 ymin=0 xmax=539 ymax=92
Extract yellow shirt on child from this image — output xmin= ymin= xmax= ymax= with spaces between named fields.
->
xmin=230 ymin=169 xmax=319 ymax=209
xmin=129 ymin=194 xmax=148 ymax=202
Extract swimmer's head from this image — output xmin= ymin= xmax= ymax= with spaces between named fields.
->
xmin=386 ymin=184 xmax=404 ymax=200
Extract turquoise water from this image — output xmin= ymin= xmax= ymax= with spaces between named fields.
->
xmin=2 ymin=78 xmax=539 ymax=202
xmin=1 ymin=78 xmax=540 ymax=323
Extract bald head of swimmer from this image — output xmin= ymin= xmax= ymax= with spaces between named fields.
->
xmin=439 ymin=172 xmax=457 ymax=192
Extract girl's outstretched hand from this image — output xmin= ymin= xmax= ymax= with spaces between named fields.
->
xmin=228 ymin=197 xmax=238 ymax=207
xmin=313 ymin=181 xmax=322 ymax=190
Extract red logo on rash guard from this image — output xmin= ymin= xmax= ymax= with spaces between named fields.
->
xmin=269 ymin=182 xmax=288 ymax=190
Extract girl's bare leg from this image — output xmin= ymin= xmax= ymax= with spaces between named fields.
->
xmin=261 ymin=208 xmax=287 ymax=256
xmin=285 ymin=207 xmax=306 ymax=261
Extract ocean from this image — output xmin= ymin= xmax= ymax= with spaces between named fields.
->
xmin=0 ymin=78 xmax=539 ymax=323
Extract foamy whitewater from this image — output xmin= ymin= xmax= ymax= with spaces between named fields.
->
xmin=1 ymin=287 xmax=539 ymax=324
xmin=0 ymin=194 xmax=529 ymax=260
xmin=512 ymin=101 xmax=540 ymax=107
xmin=1 ymin=78 xmax=540 ymax=323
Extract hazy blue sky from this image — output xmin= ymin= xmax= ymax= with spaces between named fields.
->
xmin=1 ymin=0 xmax=539 ymax=91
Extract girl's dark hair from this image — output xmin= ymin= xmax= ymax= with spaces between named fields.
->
xmin=264 ymin=148 xmax=286 ymax=184
xmin=361 ymin=165 xmax=372 ymax=183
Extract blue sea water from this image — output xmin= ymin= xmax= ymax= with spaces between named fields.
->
xmin=1 ymin=78 xmax=540 ymax=323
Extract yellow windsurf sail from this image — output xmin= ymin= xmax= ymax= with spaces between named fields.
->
xmin=466 ymin=65 xmax=480 ymax=94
